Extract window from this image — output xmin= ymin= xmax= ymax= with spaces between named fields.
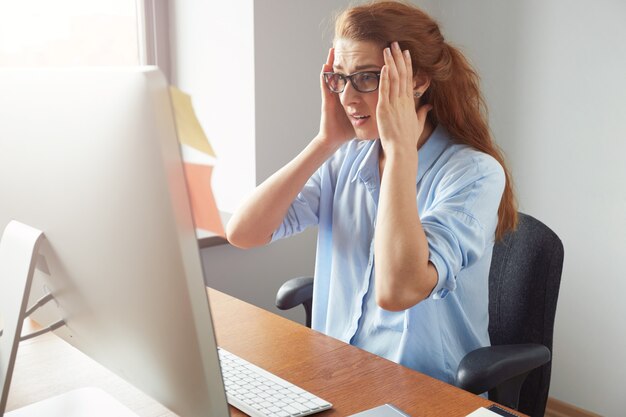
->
xmin=0 ymin=0 xmax=140 ymax=67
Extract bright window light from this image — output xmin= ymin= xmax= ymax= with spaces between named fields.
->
xmin=0 ymin=0 xmax=139 ymax=67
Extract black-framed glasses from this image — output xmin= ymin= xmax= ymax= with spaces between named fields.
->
xmin=323 ymin=71 xmax=381 ymax=93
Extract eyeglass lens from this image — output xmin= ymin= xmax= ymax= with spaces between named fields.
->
xmin=324 ymin=72 xmax=379 ymax=93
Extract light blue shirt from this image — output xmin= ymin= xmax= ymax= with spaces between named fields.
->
xmin=272 ymin=125 xmax=505 ymax=384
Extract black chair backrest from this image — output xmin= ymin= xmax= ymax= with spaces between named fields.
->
xmin=488 ymin=212 xmax=564 ymax=417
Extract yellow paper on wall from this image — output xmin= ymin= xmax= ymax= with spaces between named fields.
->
xmin=169 ymin=86 xmax=216 ymax=157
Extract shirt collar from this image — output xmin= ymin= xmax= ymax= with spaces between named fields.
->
xmin=350 ymin=139 xmax=380 ymax=186
xmin=349 ymin=124 xmax=451 ymax=185
xmin=416 ymin=124 xmax=451 ymax=184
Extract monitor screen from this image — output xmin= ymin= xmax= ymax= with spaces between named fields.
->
xmin=0 ymin=68 xmax=230 ymax=417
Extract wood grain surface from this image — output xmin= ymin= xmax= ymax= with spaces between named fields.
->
xmin=208 ymin=288 xmax=525 ymax=417
xmin=7 ymin=288 xmax=525 ymax=417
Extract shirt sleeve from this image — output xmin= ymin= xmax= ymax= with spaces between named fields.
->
xmin=421 ymin=154 xmax=505 ymax=299
xmin=271 ymin=167 xmax=322 ymax=242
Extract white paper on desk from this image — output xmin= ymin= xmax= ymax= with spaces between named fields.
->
xmin=466 ymin=407 xmax=504 ymax=417
xmin=348 ymin=403 xmax=411 ymax=417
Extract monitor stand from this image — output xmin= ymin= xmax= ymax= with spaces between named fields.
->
xmin=0 ymin=221 xmax=139 ymax=417
xmin=5 ymin=387 xmax=140 ymax=417
xmin=0 ymin=221 xmax=45 ymax=415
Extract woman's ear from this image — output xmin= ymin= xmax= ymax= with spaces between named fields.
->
xmin=413 ymin=75 xmax=431 ymax=96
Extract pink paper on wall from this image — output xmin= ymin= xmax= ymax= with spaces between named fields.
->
xmin=183 ymin=162 xmax=225 ymax=237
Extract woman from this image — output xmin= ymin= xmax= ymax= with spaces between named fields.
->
xmin=227 ymin=1 xmax=516 ymax=385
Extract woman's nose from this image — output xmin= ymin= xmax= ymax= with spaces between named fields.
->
xmin=340 ymin=80 xmax=360 ymax=105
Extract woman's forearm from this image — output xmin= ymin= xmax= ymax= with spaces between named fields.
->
xmin=374 ymin=151 xmax=437 ymax=311
xmin=226 ymin=136 xmax=340 ymax=249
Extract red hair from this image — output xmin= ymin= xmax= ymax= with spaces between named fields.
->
xmin=334 ymin=1 xmax=517 ymax=238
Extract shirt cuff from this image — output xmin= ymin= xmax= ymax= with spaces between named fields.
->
xmin=427 ymin=249 xmax=456 ymax=300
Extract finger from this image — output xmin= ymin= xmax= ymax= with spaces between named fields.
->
xmin=403 ymin=49 xmax=414 ymax=99
xmin=391 ymin=42 xmax=407 ymax=97
xmin=321 ymin=48 xmax=335 ymax=99
xmin=378 ymin=65 xmax=389 ymax=109
xmin=327 ymin=47 xmax=334 ymax=68
xmin=320 ymin=64 xmax=328 ymax=94
xmin=383 ymin=47 xmax=399 ymax=99
xmin=320 ymin=64 xmax=335 ymax=102
xmin=322 ymin=48 xmax=334 ymax=73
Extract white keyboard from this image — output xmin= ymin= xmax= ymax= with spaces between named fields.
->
xmin=218 ymin=348 xmax=332 ymax=417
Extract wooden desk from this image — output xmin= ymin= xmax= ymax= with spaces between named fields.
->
xmin=209 ymin=289 xmax=520 ymax=417
xmin=7 ymin=288 xmax=524 ymax=416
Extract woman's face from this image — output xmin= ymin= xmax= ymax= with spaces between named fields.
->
xmin=333 ymin=38 xmax=385 ymax=141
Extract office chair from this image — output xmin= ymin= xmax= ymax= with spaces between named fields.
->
xmin=276 ymin=212 xmax=564 ymax=417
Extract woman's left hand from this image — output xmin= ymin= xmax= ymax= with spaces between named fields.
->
xmin=376 ymin=42 xmax=431 ymax=154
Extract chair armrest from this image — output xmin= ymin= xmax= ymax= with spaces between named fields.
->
xmin=275 ymin=276 xmax=314 ymax=327
xmin=275 ymin=276 xmax=313 ymax=311
xmin=455 ymin=343 xmax=551 ymax=395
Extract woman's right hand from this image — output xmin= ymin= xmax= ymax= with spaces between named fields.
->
xmin=317 ymin=48 xmax=355 ymax=146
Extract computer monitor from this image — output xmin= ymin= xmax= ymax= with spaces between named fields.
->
xmin=0 ymin=68 xmax=230 ymax=416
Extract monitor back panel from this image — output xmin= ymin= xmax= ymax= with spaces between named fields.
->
xmin=0 ymin=68 xmax=229 ymax=417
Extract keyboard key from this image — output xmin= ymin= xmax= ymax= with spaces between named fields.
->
xmin=283 ymin=405 xmax=301 ymax=414
xmin=310 ymin=398 xmax=330 ymax=407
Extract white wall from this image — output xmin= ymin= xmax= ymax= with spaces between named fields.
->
xmin=253 ymin=0 xmax=343 ymax=182
xmin=430 ymin=1 xmax=626 ymax=415
xmin=170 ymin=0 xmax=352 ymax=319
xmin=168 ymin=0 xmax=256 ymax=214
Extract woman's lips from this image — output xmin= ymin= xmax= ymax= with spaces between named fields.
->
xmin=350 ymin=114 xmax=370 ymax=127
